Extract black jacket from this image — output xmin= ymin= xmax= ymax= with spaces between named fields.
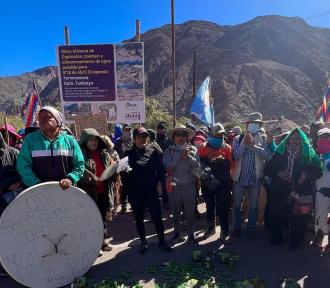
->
xmin=264 ymin=153 xmax=322 ymax=197
xmin=122 ymin=144 xmax=166 ymax=193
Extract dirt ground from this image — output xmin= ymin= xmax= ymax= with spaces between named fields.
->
xmin=2 ymin=199 xmax=330 ymax=288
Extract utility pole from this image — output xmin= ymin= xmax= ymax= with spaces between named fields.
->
xmin=64 ymin=26 xmax=70 ymax=46
xmin=135 ymin=19 xmax=141 ymax=42
xmin=171 ymin=0 xmax=176 ymax=127
xmin=192 ymin=51 xmax=196 ymax=124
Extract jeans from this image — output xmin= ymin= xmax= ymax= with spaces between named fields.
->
xmin=233 ymin=183 xmax=259 ymax=231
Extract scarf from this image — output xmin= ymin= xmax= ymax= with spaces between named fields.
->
xmin=275 ymin=128 xmax=322 ymax=171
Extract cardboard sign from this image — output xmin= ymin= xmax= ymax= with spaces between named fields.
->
xmin=74 ymin=113 xmax=108 ymax=137
xmin=0 ymin=182 xmax=104 ymax=288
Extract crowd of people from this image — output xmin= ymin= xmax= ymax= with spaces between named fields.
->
xmin=1 ymin=106 xmax=330 ymax=276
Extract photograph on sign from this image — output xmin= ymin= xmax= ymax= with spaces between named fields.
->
xmin=57 ymin=42 xmax=145 ymax=124
xmin=0 ymin=182 xmax=104 ymax=288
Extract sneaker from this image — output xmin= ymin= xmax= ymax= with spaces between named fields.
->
xmin=139 ymin=241 xmax=148 ymax=254
xmin=220 ymin=233 xmax=232 ymax=245
xmin=311 ymin=231 xmax=324 ymax=248
xmin=188 ymin=235 xmax=199 ymax=246
xmin=204 ymin=225 xmax=216 ymax=238
xmin=247 ymin=231 xmax=256 ymax=240
xmin=171 ymin=233 xmax=184 ymax=243
xmin=232 ymin=229 xmax=241 ymax=238
xmin=320 ymin=243 xmax=330 ymax=254
xmin=158 ymin=241 xmax=172 ymax=252
xmin=102 ymin=242 xmax=113 ymax=252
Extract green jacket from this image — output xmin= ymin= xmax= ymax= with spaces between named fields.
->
xmin=17 ymin=130 xmax=85 ymax=187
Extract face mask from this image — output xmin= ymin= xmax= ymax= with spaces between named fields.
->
xmin=316 ymin=138 xmax=330 ymax=154
xmin=208 ymin=137 xmax=224 ymax=148
xmin=122 ymin=131 xmax=132 ymax=140
xmin=247 ymin=123 xmax=260 ymax=134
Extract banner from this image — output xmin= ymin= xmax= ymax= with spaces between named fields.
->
xmin=57 ymin=43 xmax=145 ymax=123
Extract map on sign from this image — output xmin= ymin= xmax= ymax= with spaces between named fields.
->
xmin=0 ymin=182 xmax=104 ymax=288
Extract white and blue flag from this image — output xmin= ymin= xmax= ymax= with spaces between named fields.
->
xmin=190 ymin=76 xmax=214 ymax=126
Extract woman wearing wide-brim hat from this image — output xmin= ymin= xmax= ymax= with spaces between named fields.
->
xmin=163 ymin=125 xmax=200 ymax=245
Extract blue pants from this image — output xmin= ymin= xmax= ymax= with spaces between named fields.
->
xmin=233 ymin=183 xmax=259 ymax=232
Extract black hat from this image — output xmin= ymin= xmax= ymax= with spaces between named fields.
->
xmin=147 ymin=129 xmax=156 ymax=141
xmin=133 ymin=127 xmax=150 ymax=138
xmin=156 ymin=122 xmax=168 ymax=130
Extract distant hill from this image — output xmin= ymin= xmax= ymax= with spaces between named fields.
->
xmin=1 ymin=15 xmax=330 ymax=124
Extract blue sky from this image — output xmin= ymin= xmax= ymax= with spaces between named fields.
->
xmin=1 ymin=0 xmax=330 ymax=76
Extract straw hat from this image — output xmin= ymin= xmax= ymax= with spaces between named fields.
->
xmin=167 ymin=125 xmax=195 ymax=140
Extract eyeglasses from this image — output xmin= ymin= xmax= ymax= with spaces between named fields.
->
xmin=175 ymin=132 xmax=188 ymax=138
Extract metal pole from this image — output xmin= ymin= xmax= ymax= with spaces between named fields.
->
xmin=4 ymin=115 xmax=9 ymax=145
xmin=64 ymin=26 xmax=70 ymax=46
xmin=192 ymin=51 xmax=196 ymax=124
xmin=171 ymin=0 xmax=176 ymax=127
xmin=136 ymin=19 xmax=142 ymax=127
xmin=193 ymin=51 xmax=196 ymax=99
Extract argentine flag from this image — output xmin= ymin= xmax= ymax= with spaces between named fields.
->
xmin=190 ymin=76 xmax=214 ymax=126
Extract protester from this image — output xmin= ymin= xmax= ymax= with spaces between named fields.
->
xmin=147 ymin=128 xmax=163 ymax=152
xmin=198 ymin=123 xmax=233 ymax=243
xmin=122 ymin=127 xmax=171 ymax=254
xmin=313 ymin=128 xmax=330 ymax=253
xmin=163 ymin=125 xmax=200 ymax=245
xmin=191 ymin=129 xmax=207 ymax=218
xmin=310 ymin=120 xmax=325 ymax=149
xmin=300 ymin=125 xmax=310 ymax=137
xmin=192 ymin=130 xmax=207 ymax=148
xmin=115 ymin=123 xmax=133 ymax=213
xmin=227 ymin=126 xmax=242 ymax=146
xmin=113 ymin=124 xmax=123 ymax=143
xmin=232 ymin=112 xmax=273 ymax=239
xmin=101 ymin=135 xmax=120 ymax=161
xmin=78 ymin=128 xmax=118 ymax=254
xmin=0 ymin=124 xmax=23 ymax=149
xmin=156 ymin=122 xmax=171 ymax=208
xmin=264 ymin=128 xmax=322 ymax=248
xmin=17 ymin=106 xmax=85 ymax=190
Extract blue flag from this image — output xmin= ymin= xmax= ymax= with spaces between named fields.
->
xmin=190 ymin=76 xmax=214 ymax=126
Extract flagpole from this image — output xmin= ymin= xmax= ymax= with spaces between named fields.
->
xmin=171 ymin=0 xmax=176 ymax=127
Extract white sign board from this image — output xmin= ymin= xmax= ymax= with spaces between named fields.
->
xmin=0 ymin=182 xmax=104 ymax=288
xmin=57 ymin=43 xmax=145 ymax=124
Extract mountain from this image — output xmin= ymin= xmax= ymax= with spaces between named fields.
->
xmin=1 ymin=15 xmax=330 ymax=124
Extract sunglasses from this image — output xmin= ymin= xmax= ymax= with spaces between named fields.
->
xmin=175 ymin=132 xmax=188 ymax=138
